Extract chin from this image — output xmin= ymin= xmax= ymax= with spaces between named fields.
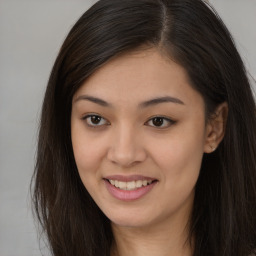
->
xmin=111 ymin=218 xmax=150 ymax=229
xmin=106 ymin=209 xmax=158 ymax=229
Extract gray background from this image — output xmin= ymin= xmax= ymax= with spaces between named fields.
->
xmin=0 ymin=1 xmax=255 ymax=255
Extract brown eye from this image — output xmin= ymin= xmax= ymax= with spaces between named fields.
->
xmin=146 ymin=116 xmax=176 ymax=128
xmin=82 ymin=114 xmax=109 ymax=127
xmin=91 ymin=115 xmax=102 ymax=124
xmin=152 ymin=117 xmax=164 ymax=127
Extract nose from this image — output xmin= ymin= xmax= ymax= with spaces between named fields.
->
xmin=107 ymin=125 xmax=147 ymax=168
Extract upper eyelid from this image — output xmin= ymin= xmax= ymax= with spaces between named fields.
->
xmin=82 ymin=113 xmax=108 ymax=120
xmin=145 ymin=115 xmax=174 ymax=122
xmin=81 ymin=114 xmax=174 ymax=121
xmin=82 ymin=113 xmax=175 ymax=128
xmin=82 ymin=114 xmax=109 ymax=123
xmin=145 ymin=116 xmax=176 ymax=127
xmin=82 ymin=115 xmax=110 ymax=129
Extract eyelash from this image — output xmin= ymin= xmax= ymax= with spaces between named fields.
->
xmin=82 ymin=114 xmax=176 ymax=129
xmin=82 ymin=114 xmax=110 ymax=128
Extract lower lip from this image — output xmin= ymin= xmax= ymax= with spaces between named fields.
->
xmin=104 ymin=180 xmax=157 ymax=201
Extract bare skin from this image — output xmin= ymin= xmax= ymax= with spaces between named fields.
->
xmin=111 ymin=198 xmax=193 ymax=256
xmin=71 ymin=48 xmax=228 ymax=256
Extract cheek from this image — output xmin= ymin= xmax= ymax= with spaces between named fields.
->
xmin=147 ymin=131 xmax=204 ymax=216
xmin=73 ymin=143 xmax=99 ymax=173
xmin=71 ymin=137 xmax=107 ymax=198
xmin=71 ymin=123 xmax=106 ymax=179
xmin=150 ymin=124 xmax=205 ymax=186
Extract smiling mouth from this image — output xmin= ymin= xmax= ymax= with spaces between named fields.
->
xmin=104 ymin=179 xmax=157 ymax=191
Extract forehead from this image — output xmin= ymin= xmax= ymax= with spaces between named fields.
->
xmin=74 ymin=48 xmax=203 ymax=108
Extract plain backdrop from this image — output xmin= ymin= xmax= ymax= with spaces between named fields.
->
xmin=0 ymin=1 xmax=255 ymax=255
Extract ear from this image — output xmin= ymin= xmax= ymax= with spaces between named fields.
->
xmin=204 ymin=102 xmax=228 ymax=153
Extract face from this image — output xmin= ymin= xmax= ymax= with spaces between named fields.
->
xmin=71 ymin=48 xmax=209 ymax=229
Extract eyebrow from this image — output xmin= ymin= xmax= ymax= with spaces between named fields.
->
xmin=74 ymin=95 xmax=112 ymax=107
xmin=74 ymin=95 xmax=185 ymax=108
xmin=139 ymin=96 xmax=185 ymax=108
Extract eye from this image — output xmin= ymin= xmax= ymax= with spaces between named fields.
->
xmin=145 ymin=116 xmax=176 ymax=128
xmin=82 ymin=114 xmax=109 ymax=128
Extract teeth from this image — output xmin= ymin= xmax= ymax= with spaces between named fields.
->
xmin=142 ymin=180 xmax=147 ymax=186
xmin=127 ymin=181 xmax=135 ymax=190
xmin=136 ymin=180 xmax=142 ymax=187
xmin=119 ymin=181 xmax=126 ymax=189
xmin=109 ymin=179 xmax=154 ymax=190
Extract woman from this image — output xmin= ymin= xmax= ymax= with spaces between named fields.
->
xmin=31 ymin=0 xmax=256 ymax=255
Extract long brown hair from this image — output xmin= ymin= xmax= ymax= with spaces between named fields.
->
xmin=31 ymin=0 xmax=256 ymax=255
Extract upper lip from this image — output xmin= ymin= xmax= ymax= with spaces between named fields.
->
xmin=104 ymin=175 xmax=157 ymax=182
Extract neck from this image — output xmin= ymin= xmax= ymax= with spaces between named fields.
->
xmin=111 ymin=215 xmax=193 ymax=256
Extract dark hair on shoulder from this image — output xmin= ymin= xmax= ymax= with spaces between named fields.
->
xmin=31 ymin=0 xmax=256 ymax=255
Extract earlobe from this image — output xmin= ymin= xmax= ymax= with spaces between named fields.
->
xmin=204 ymin=102 xmax=228 ymax=153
